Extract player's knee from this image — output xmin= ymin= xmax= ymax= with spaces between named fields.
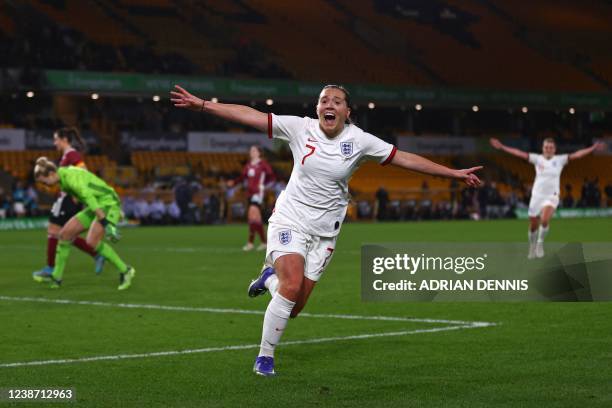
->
xmin=86 ymin=237 xmax=100 ymax=248
xmin=58 ymin=229 xmax=74 ymax=241
xmin=48 ymin=223 xmax=61 ymax=235
xmin=280 ymin=280 xmax=302 ymax=299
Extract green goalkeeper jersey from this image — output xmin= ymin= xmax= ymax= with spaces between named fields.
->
xmin=58 ymin=166 xmax=121 ymax=211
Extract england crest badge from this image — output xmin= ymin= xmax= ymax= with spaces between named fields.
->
xmin=340 ymin=141 xmax=353 ymax=157
xmin=279 ymin=230 xmax=292 ymax=245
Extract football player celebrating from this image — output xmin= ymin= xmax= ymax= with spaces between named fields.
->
xmin=490 ymin=137 xmax=604 ymax=258
xmin=172 ymin=84 xmax=482 ymax=376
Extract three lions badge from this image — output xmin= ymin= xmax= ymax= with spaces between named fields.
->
xmin=279 ymin=230 xmax=292 ymax=245
xmin=340 ymin=142 xmax=353 ymax=157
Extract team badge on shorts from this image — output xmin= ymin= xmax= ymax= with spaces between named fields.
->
xmin=340 ymin=142 xmax=353 ymax=157
xmin=279 ymin=230 xmax=292 ymax=245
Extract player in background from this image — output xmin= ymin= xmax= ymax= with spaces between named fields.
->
xmin=33 ymin=158 xmax=135 ymax=290
xmin=490 ymin=137 xmax=604 ymax=258
xmin=171 ymin=84 xmax=482 ymax=376
xmin=32 ymin=127 xmax=105 ymax=281
xmin=228 ymin=145 xmax=275 ymax=251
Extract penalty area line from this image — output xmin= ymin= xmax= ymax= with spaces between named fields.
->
xmin=0 ymin=324 xmax=480 ymax=368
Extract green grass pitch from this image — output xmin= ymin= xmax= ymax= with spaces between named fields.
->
xmin=0 ymin=218 xmax=611 ymax=407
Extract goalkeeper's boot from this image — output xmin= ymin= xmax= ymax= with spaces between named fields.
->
xmin=94 ymin=255 xmax=106 ymax=275
xmin=49 ymin=277 xmax=62 ymax=289
xmin=118 ymin=266 xmax=136 ymax=291
xmin=248 ymin=266 xmax=275 ymax=298
xmin=32 ymin=266 xmax=54 ymax=283
xmin=253 ymin=356 xmax=275 ymax=377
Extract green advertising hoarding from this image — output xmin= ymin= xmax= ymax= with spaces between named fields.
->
xmin=515 ymin=208 xmax=612 ymax=219
xmin=43 ymin=70 xmax=612 ymax=109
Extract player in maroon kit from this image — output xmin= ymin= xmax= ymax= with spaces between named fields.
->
xmin=32 ymin=127 xmax=105 ymax=279
xmin=229 ymin=145 xmax=275 ymax=251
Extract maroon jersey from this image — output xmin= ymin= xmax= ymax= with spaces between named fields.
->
xmin=236 ymin=159 xmax=275 ymax=200
xmin=56 ymin=148 xmax=85 ymax=199
xmin=59 ymin=149 xmax=85 ymax=168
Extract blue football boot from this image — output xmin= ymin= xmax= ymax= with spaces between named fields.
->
xmin=248 ymin=266 xmax=275 ymax=297
xmin=253 ymin=356 xmax=275 ymax=377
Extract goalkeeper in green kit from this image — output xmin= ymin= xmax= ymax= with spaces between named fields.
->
xmin=33 ymin=157 xmax=135 ymax=290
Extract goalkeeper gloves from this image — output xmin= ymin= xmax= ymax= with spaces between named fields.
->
xmin=100 ymin=218 xmax=121 ymax=243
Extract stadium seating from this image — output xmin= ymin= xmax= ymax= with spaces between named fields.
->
xmin=334 ymin=0 xmax=603 ymax=91
xmin=4 ymin=148 xmax=608 ymax=209
xmin=239 ymin=0 xmax=432 ymax=85
xmin=4 ymin=0 xmax=609 ymax=90
xmin=26 ymin=0 xmax=140 ymax=46
xmin=130 ymin=151 xmax=248 ymax=176
xmin=350 ymin=156 xmax=455 ymax=202
xmin=0 ymin=150 xmax=116 ymax=180
xmin=486 ymin=0 xmax=612 ymax=89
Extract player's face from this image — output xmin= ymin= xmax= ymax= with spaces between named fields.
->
xmin=53 ymin=134 xmax=68 ymax=152
xmin=250 ymin=146 xmax=260 ymax=161
xmin=542 ymin=141 xmax=556 ymax=158
xmin=316 ymin=88 xmax=351 ymax=138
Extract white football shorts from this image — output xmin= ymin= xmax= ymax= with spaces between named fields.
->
xmin=264 ymin=222 xmax=337 ymax=282
xmin=528 ymin=194 xmax=559 ymax=217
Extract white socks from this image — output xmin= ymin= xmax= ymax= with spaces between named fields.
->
xmin=258 ymin=293 xmax=295 ymax=358
xmin=528 ymin=229 xmax=538 ymax=245
xmin=265 ymin=274 xmax=279 ymax=297
xmin=537 ymin=225 xmax=549 ymax=243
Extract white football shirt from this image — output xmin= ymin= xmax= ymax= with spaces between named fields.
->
xmin=268 ymin=114 xmax=396 ymax=237
xmin=528 ymin=153 xmax=569 ymax=197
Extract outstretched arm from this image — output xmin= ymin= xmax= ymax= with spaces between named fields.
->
xmin=489 ymin=137 xmax=529 ymax=160
xmin=390 ymin=150 xmax=482 ymax=187
xmin=170 ymin=85 xmax=268 ymax=132
xmin=568 ymin=142 xmax=605 ymax=161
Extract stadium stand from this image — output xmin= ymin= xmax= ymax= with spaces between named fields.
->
xmin=4 ymin=0 xmax=609 ymax=89
xmin=3 ymin=0 xmax=195 ymax=73
xmin=332 ymin=0 xmax=604 ymax=91
xmin=2 ymin=0 xmax=612 ymax=223
xmin=487 ymin=0 xmax=612 ymax=88
xmin=130 ymin=151 xmax=247 ymax=179
xmin=0 ymin=150 xmax=115 ymax=180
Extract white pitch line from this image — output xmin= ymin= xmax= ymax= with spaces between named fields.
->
xmin=0 ymin=244 xmax=364 ymax=255
xmin=0 ymin=296 xmax=496 ymax=327
xmin=0 ymin=324 xmax=477 ymax=368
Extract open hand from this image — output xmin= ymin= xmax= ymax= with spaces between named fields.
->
xmin=489 ymin=138 xmax=503 ymax=149
xmin=593 ymin=141 xmax=607 ymax=151
xmin=170 ymin=85 xmax=205 ymax=112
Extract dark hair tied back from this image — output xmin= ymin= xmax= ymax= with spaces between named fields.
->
xmin=56 ymin=126 xmax=86 ymax=152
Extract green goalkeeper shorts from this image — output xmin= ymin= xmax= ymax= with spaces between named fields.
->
xmin=76 ymin=205 xmax=122 ymax=229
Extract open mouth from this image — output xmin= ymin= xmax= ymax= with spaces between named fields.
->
xmin=323 ymin=112 xmax=336 ymax=126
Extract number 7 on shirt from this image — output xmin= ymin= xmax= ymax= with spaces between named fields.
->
xmin=301 ymin=144 xmax=316 ymax=165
